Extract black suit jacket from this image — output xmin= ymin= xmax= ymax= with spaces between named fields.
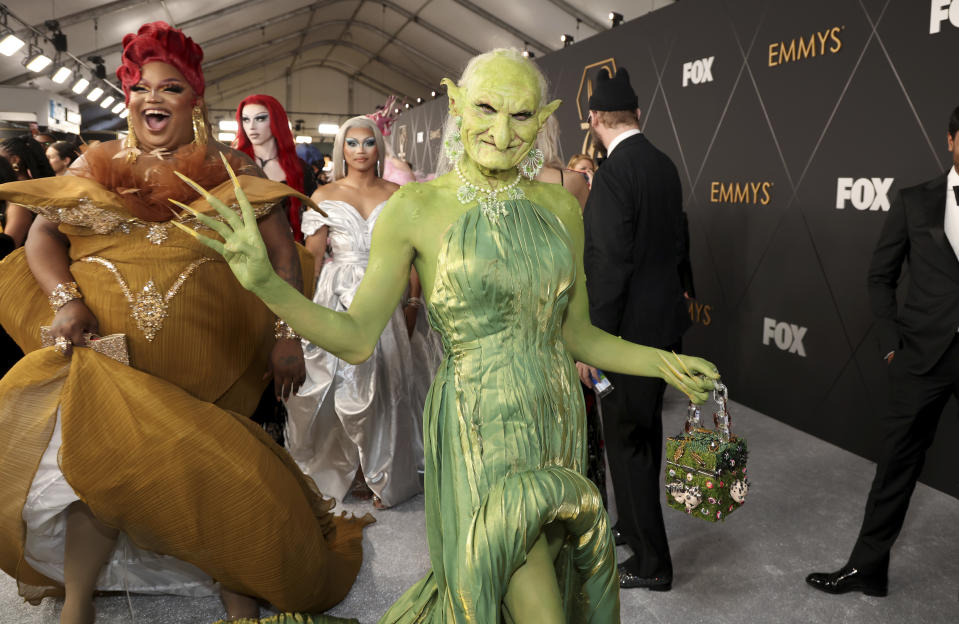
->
xmin=583 ymin=133 xmax=692 ymax=348
xmin=868 ymin=170 xmax=959 ymax=374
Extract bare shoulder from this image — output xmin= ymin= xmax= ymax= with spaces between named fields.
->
xmin=527 ymin=180 xmax=583 ymax=235
xmin=310 ymin=180 xmax=346 ymax=203
xmin=381 ymin=179 xmax=402 ymax=194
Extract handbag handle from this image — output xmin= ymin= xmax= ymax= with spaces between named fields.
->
xmin=685 ymin=381 xmax=732 ymax=442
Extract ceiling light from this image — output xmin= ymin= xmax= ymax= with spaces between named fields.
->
xmin=71 ymin=77 xmax=89 ymax=93
xmin=51 ymin=66 xmax=72 ymax=83
xmin=561 ymin=34 xmax=574 ymax=47
xmin=119 ymin=108 xmax=129 ymax=119
xmin=404 ymin=102 xmax=411 ymax=109
xmin=99 ymin=95 xmax=116 ymax=109
xmin=0 ymin=34 xmax=24 ymax=57
xmin=430 ymin=90 xmax=437 ymax=98
xmin=416 ymin=97 xmax=423 ymax=104
xmin=218 ymin=119 xmax=238 ymax=132
xmin=609 ymin=12 xmax=624 ymax=27
xmin=86 ymin=86 xmax=104 ymax=102
xmin=26 ymin=52 xmax=53 ymax=72
xmin=111 ymin=102 xmax=125 ymax=114
xmin=393 ymin=108 xmax=400 ymax=114
xmin=217 ymin=131 xmax=236 ymax=142
xmin=294 ymin=135 xmax=312 ymax=144
xmin=317 ymin=123 xmax=339 ymax=135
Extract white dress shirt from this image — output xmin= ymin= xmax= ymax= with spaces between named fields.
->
xmin=943 ymin=166 xmax=959 ymax=261
xmin=605 ymin=128 xmax=642 ymax=157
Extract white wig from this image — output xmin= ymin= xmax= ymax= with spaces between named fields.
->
xmin=332 ymin=116 xmax=386 ymax=181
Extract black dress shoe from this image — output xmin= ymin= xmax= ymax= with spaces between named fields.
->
xmin=805 ymin=565 xmax=888 ymax=597
xmin=618 ymin=556 xmax=672 ymax=591
xmin=611 ymin=528 xmax=626 ymax=546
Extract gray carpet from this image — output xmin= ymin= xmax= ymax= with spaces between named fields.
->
xmin=2 ymin=390 xmax=957 ymax=623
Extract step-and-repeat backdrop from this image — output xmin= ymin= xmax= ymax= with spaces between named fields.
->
xmin=391 ymin=0 xmax=959 ymax=497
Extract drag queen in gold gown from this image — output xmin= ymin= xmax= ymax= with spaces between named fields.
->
xmin=0 ymin=22 xmax=369 ymax=624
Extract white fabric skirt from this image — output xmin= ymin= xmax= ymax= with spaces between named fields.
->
xmin=21 ymin=410 xmax=216 ymax=596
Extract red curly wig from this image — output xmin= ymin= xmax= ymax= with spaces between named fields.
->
xmin=234 ymin=94 xmax=306 ymax=241
xmin=116 ymin=22 xmax=204 ymax=104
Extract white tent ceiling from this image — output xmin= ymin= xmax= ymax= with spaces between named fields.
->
xmin=0 ymin=0 xmax=673 ymax=134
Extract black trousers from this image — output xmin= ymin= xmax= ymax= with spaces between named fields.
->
xmin=849 ymin=336 xmax=959 ymax=571
xmin=602 ymin=368 xmax=672 ymax=577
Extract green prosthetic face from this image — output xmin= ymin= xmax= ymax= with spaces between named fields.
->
xmin=444 ymin=58 xmax=560 ymax=173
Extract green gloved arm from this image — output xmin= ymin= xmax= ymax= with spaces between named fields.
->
xmin=531 ymin=183 xmax=720 ymax=403
xmin=173 ymin=156 xmax=412 ymax=365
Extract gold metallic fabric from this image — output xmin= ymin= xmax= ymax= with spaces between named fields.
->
xmin=0 ymin=174 xmax=368 ymax=613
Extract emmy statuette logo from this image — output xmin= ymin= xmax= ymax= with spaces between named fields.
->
xmin=930 ymin=0 xmax=959 ymax=33
xmin=682 ymin=57 xmax=715 ymax=87
xmin=836 ymin=178 xmax=893 ymax=211
xmin=762 ymin=317 xmax=807 ymax=357
xmin=575 ymin=59 xmax=618 ymax=159
xmin=768 ymin=26 xmax=843 ymax=67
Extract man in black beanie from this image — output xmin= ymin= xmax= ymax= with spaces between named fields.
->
xmin=581 ymin=66 xmax=693 ymax=591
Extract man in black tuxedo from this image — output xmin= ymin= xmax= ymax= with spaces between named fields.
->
xmin=807 ymin=106 xmax=959 ymax=596
xmin=582 ymin=67 xmax=693 ymax=591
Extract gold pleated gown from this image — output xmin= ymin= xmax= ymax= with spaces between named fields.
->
xmin=0 ymin=172 xmax=372 ymax=615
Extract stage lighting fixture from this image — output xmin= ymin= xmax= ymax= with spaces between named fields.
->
xmin=609 ymin=12 xmax=624 ymax=27
xmin=51 ymin=66 xmax=72 ymax=83
xmin=71 ymin=77 xmax=89 ymax=94
xmin=119 ymin=108 xmax=129 ymax=119
xmin=111 ymin=102 xmax=125 ymax=114
xmin=45 ymin=20 xmax=67 ymax=52
xmin=561 ymin=34 xmax=574 ymax=47
xmin=99 ymin=95 xmax=116 ymax=109
xmin=218 ymin=119 xmax=238 ymax=132
xmin=0 ymin=34 xmax=24 ymax=57
xmin=26 ymin=50 xmax=53 ymax=72
xmin=317 ymin=123 xmax=339 ymax=135
xmin=294 ymin=135 xmax=312 ymax=144
xmin=88 ymin=55 xmax=106 ymax=80
xmin=86 ymin=86 xmax=104 ymax=102
xmin=217 ymin=132 xmax=236 ymax=142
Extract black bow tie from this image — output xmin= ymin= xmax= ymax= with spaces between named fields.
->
xmin=954 ymin=185 xmax=959 ymax=204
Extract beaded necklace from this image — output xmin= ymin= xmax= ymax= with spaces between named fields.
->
xmin=454 ymin=161 xmax=525 ymax=221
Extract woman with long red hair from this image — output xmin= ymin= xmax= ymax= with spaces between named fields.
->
xmin=234 ymin=94 xmax=315 ymax=242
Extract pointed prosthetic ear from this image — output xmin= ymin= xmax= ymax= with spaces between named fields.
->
xmin=536 ymin=99 xmax=562 ymax=125
xmin=441 ymin=78 xmax=464 ymax=117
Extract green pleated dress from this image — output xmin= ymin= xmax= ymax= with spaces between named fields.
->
xmin=380 ymin=199 xmax=620 ymax=623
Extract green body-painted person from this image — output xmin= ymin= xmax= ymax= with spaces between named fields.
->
xmin=181 ymin=49 xmax=720 ymax=623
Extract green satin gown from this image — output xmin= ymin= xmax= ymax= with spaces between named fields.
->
xmin=380 ymin=199 xmax=620 ymax=623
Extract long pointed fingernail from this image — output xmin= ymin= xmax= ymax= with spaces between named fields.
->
xmin=174 ymin=170 xmax=212 ymax=198
xmin=658 ymin=352 xmax=685 ymax=380
xmin=169 ymin=198 xmax=201 ymax=217
xmin=170 ymin=220 xmax=199 ymax=238
xmin=219 ymin=152 xmax=240 ymax=184
xmin=672 ymin=350 xmax=693 ymax=376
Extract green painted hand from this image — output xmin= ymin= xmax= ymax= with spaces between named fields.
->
xmin=169 ymin=153 xmax=277 ymax=294
xmin=658 ymin=351 xmax=719 ymax=404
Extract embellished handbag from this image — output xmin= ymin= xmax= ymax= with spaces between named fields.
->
xmin=664 ymin=383 xmax=748 ymax=522
xmin=40 ymin=327 xmax=131 ymax=366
